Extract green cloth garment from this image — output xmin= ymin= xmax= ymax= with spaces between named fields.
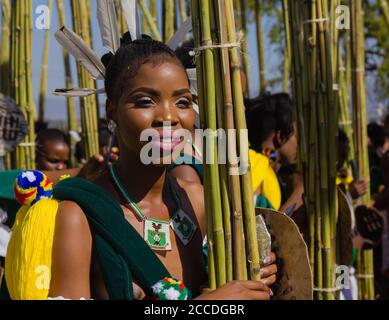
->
xmin=52 ymin=177 xmax=175 ymax=300
xmin=255 ymin=194 xmax=274 ymax=209
xmin=0 ymin=170 xmax=22 ymax=228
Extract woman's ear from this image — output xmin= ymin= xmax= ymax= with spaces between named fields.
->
xmin=274 ymin=131 xmax=285 ymax=149
xmin=106 ymin=99 xmax=117 ymax=123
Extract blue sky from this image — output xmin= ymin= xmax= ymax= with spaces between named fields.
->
xmin=1 ymin=0 xmax=382 ymax=123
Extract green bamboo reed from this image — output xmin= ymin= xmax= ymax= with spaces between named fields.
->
xmin=288 ymin=0 xmax=339 ymax=300
xmin=190 ymin=0 xmax=217 ymax=289
xmin=199 ymin=0 xmax=226 ymax=288
xmin=350 ymin=0 xmax=375 ymax=300
xmin=1 ymin=0 xmax=11 ymax=96
xmin=163 ymin=0 xmax=175 ymax=43
xmin=114 ymin=0 xmax=128 ymax=35
xmin=214 ymin=0 xmax=246 ymax=281
xmin=380 ymin=0 xmax=389 ymax=30
xmin=149 ymin=0 xmax=158 ymax=28
xmin=1 ymin=0 xmax=12 ymax=170
xmin=281 ymin=0 xmax=291 ymax=93
xmin=138 ymin=0 xmax=162 ymax=41
xmin=8 ymin=0 xmax=36 ymax=170
xmin=70 ymin=0 xmax=99 ymax=160
xmin=57 ymin=0 xmax=77 ymax=167
xmin=38 ymin=0 xmax=52 ymax=123
xmin=234 ymin=0 xmax=250 ymax=98
xmin=255 ymin=0 xmax=266 ymax=94
xmin=224 ymin=0 xmax=261 ymax=281
xmin=178 ymin=0 xmax=187 ymax=25
xmin=211 ymin=0 xmax=233 ymax=283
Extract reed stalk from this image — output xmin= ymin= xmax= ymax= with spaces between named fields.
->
xmin=380 ymin=0 xmax=389 ymax=30
xmin=163 ymin=0 xmax=175 ymax=43
xmin=70 ymin=0 xmax=99 ymax=160
xmin=350 ymin=0 xmax=375 ymax=300
xmin=38 ymin=0 xmax=52 ymax=123
xmin=57 ymin=0 xmax=77 ymax=167
xmin=0 ymin=0 xmax=12 ymax=170
xmin=138 ymin=0 xmax=162 ymax=41
xmin=234 ymin=0 xmax=250 ymax=97
xmin=281 ymin=0 xmax=291 ymax=93
xmin=255 ymin=0 xmax=266 ymax=94
xmin=0 ymin=0 xmax=11 ymax=96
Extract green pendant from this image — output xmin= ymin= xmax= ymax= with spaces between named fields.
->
xmin=144 ymin=219 xmax=172 ymax=251
xmin=170 ymin=209 xmax=197 ymax=246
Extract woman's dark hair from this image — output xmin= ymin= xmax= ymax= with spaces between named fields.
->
xmin=245 ymin=93 xmax=294 ymax=152
xmin=175 ymin=39 xmax=196 ymax=69
xmin=102 ymin=33 xmax=186 ymax=103
xmin=36 ymin=128 xmax=69 ymax=152
xmin=367 ymin=122 xmax=385 ymax=149
xmin=338 ymin=128 xmax=350 ymax=146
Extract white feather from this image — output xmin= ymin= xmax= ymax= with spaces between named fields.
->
xmin=55 ymin=26 xmax=106 ymax=80
xmin=167 ymin=18 xmax=193 ymax=50
xmin=97 ymin=0 xmax=121 ymax=54
xmin=53 ymin=88 xmax=105 ymax=97
xmin=121 ymin=0 xmax=137 ymax=40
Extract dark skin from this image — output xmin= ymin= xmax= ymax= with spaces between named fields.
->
xmin=49 ymin=59 xmax=276 ymax=300
xmin=36 ymin=140 xmax=70 ymax=171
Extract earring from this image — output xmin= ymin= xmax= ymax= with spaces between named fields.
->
xmin=108 ymin=119 xmax=117 ymax=133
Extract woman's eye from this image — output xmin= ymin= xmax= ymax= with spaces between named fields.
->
xmin=134 ymin=97 xmax=154 ymax=106
xmin=176 ymin=98 xmax=192 ymax=109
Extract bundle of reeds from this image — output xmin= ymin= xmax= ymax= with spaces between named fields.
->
xmin=70 ymin=0 xmax=100 ymax=159
xmin=350 ymin=0 xmax=375 ymax=300
xmin=57 ymin=0 xmax=77 ymax=167
xmin=9 ymin=0 xmax=36 ymax=170
xmin=288 ymin=0 xmax=339 ymax=300
xmin=0 ymin=0 xmax=11 ymax=170
xmin=191 ymin=0 xmax=261 ymax=289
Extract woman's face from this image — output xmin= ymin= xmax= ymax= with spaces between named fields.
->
xmin=111 ymin=59 xmax=195 ymax=165
xmin=36 ymin=140 xmax=70 ymax=171
xmin=278 ymin=131 xmax=297 ymax=166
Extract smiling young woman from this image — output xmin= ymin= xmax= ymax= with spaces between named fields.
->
xmin=3 ymin=37 xmax=277 ymax=301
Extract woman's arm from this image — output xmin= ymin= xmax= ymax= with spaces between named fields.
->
xmin=49 ymin=201 xmax=92 ymax=299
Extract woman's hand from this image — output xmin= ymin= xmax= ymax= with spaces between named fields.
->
xmin=196 ymin=252 xmax=278 ymax=300
xmin=77 ymin=147 xmax=119 ymax=180
xmin=260 ymin=252 xmax=278 ymax=287
xmin=196 ymin=280 xmax=272 ymax=300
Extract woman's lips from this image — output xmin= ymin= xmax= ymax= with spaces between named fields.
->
xmin=149 ymin=130 xmax=183 ymax=152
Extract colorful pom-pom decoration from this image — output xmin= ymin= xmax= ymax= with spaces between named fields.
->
xmin=14 ymin=170 xmax=53 ymax=206
xmin=151 ymin=277 xmax=189 ymax=300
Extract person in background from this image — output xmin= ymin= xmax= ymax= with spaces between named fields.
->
xmin=246 ymin=93 xmax=297 ymax=211
xmin=368 ymin=123 xmax=389 ymax=196
xmin=36 ymin=129 xmax=70 ymax=172
xmin=337 ymin=129 xmax=368 ymax=200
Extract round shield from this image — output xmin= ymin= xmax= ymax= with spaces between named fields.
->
xmin=256 ymin=208 xmax=313 ymax=300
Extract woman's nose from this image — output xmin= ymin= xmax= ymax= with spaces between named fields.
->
xmin=56 ymin=162 xmax=67 ymax=171
xmin=155 ymin=101 xmax=179 ymax=126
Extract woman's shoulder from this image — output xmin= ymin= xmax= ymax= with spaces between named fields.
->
xmin=55 ymin=200 xmax=92 ymax=242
